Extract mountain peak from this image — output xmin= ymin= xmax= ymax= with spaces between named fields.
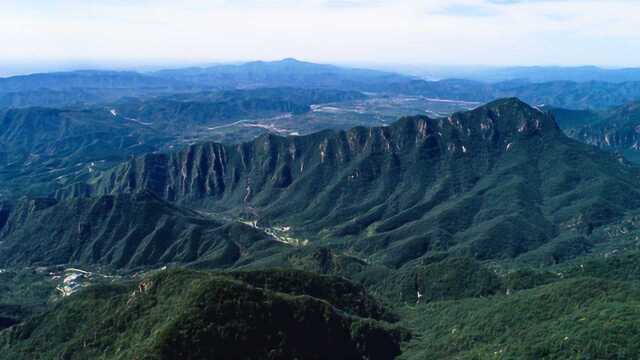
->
xmin=279 ymin=57 xmax=303 ymax=63
xmin=484 ymin=97 xmax=531 ymax=109
xmin=458 ymin=97 xmax=560 ymax=136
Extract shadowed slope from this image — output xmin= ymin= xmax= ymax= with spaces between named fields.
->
xmin=0 ymin=192 xmax=283 ymax=269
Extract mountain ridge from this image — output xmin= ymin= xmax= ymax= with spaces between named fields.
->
xmin=57 ymin=98 xmax=640 ymax=267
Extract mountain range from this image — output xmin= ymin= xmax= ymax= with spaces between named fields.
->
xmin=4 ymin=59 xmax=640 ymax=110
xmin=44 ymin=99 xmax=640 ymax=271
xmin=384 ymin=78 xmax=640 ymax=109
xmin=4 ymin=59 xmax=640 ymax=358
xmin=415 ymin=65 xmax=640 ymax=83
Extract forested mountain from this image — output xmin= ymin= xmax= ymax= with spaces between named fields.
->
xmin=0 ymin=192 xmax=284 ymax=269
xmin=56 ymin=99 xmax=640 ymax=268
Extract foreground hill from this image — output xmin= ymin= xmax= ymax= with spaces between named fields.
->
xmin=400 ymin=276 xmax=640 ymax=359
xmin=63 ymin=98 xmax=640 ymax=267
xmin=395 ymin=251 xmax=640 ymax=358
xmin=0 ymin=269 xmax=405 ymax=360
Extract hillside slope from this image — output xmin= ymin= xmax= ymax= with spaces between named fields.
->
xmin=0 ymin=269 xmax=405 ymax=360
xmin=0 ymin=192 xmax=282 ymax=269
xmin=399 ymin=276 xmax=640 ymax=359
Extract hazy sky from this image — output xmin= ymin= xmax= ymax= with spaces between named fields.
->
xmin=2 ymin=0 xmax=640 ymax=72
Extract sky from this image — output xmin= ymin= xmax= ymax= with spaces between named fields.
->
xmin=1 ymin=0 xmax=640 ymax=74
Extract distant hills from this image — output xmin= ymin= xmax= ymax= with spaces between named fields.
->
xmin=0 ymin=60 xmax=406 ymax=108
xmin=416 ymin=65 xmax=640 ymax=83
xmin=385 ymin=78 xmax=640 ymax=109
xmin=0 ymin=70 xmax=196 ymax=109
xmin=3 ymin=59 xmax=640 ymax=109
xmin=153 ymin=58 xmax=411 ymax=90
xmin=0 ymin=70 xmax=180 ymax=93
